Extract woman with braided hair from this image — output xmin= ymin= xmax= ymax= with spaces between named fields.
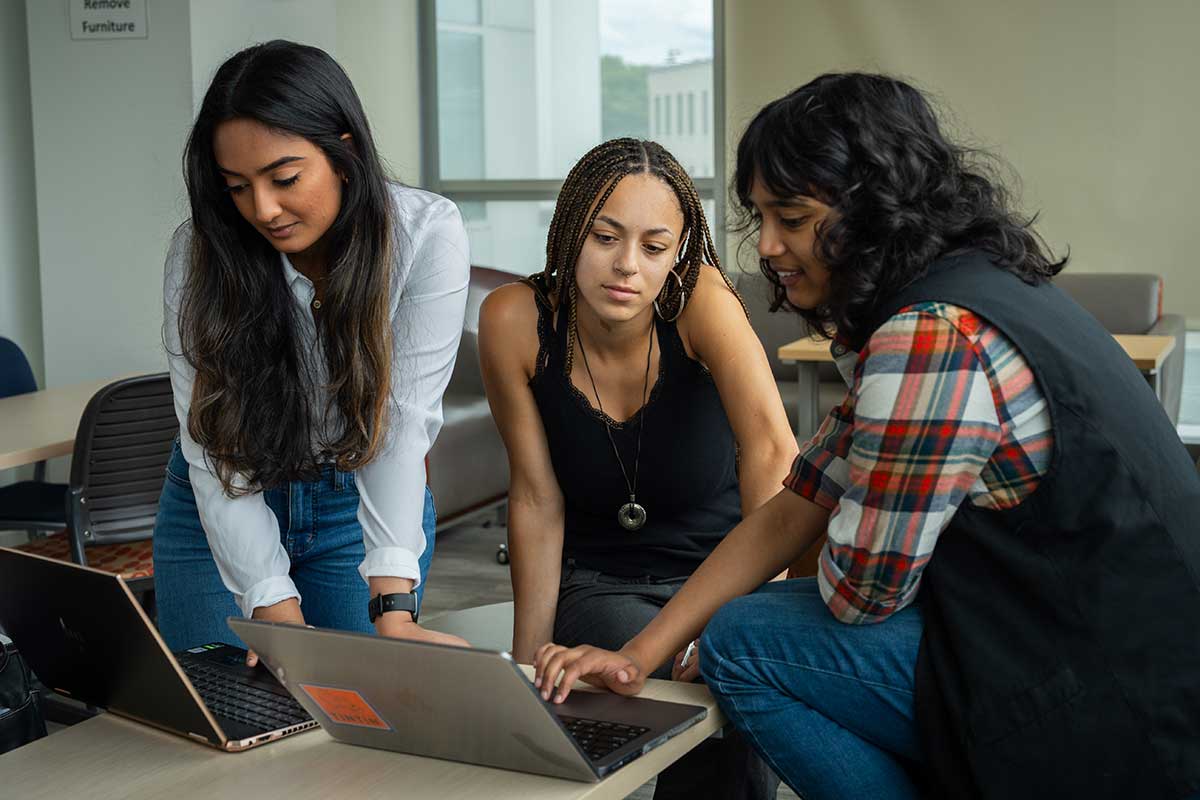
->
xmin=479 ymin=138 xmax=797 ymax=798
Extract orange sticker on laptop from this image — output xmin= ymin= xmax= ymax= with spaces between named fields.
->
xmin=298 ymin=684 xmax=392 ymax=730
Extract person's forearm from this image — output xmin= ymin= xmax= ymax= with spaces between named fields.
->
xmin=623 ymin=488 xmax=829 ymax=674
xmin=737 ymin=441 xmax=797 ymax=518
xmin=509 ymin=499 xmax=565 ymax=663
xmin=252 ymin=597 xmax=305 ymax=624
xmin=368 ymin=575 xmax=417 ymax=630
xmin=737 ymin=441 xmax=800 ymax=580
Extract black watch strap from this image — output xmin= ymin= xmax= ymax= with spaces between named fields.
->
xmin=368 ymin=591 xmax=419 ymax=624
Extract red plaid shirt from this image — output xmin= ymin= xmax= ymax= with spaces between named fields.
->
xmin=786 ymin=303 xmax=1053 ymax=624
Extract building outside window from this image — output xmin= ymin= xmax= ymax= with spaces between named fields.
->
xmin=646 ymin=57 xmax=713 ymax=189
xmin=422 ymin=0 xmax=719 ymax=274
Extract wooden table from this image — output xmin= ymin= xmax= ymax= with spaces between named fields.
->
xmin=778 ymin=333 xmax=1177 ymax=441
xmin=776 ymin=337 xmax=837 ymax=442
xmin=0 ymin=669 xmax=725 ymax=800
xmin=0 ymin=376 xmax=135 ymax=471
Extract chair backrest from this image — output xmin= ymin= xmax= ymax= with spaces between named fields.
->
xmin=67 ymin=374 xmax=176 ymax=549
xmin=1053 ymin=272 xmax=1162 ymax=334
xmin=0 ymin=337 xmax=37 ymax=400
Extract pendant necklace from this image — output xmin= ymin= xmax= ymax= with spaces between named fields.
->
xmin=577 ymin=319 xmax=654 ymax=532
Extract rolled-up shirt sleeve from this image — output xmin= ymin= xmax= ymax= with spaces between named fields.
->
xmin=354 ymin=198 xmax=469 ymax=586
xmin=162 ymin=226 xmax=300 ymax=618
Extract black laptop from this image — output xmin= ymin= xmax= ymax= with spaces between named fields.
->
xmin=0 ymin=547 xmax=315 ymax=751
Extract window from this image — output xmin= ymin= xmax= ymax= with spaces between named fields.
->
xmin=421 ymin=0 xmax=719 ymax=273
xmin=436 ymin=31 xmax=483 ymax=180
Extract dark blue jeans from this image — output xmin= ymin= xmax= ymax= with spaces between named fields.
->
xmin=153 ymin=440 xmax=436 ymax=651
xmin=700 ymin=578 xmax=924 ymax=800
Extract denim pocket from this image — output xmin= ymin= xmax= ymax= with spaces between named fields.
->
xmin=164 ymin=439 xmax=191 ymax=488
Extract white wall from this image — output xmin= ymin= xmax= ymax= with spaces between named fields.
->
xmin=724 ymin=0 xmax=1200 ymax=324
xmin=26 ymin=0 xmax=195 ymax=388
xmin=0 ymin=0 xmax=40 ymax=504
xmin=0 ymin=0 xmax=41 ymax=383
xmin=190 ymin=1 xmax=338 ymax=117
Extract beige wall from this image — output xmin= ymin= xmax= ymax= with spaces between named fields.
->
xmin=337 ymin=0 xmax=423 ymax=185
xmin=0 ymin=0 xmax=39 ymax=383
xmin=724 ymin=0 xmax=1200 ymax=324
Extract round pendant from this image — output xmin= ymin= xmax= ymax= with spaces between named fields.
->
xmin=618 ymin=502 xmax=647 ymax=531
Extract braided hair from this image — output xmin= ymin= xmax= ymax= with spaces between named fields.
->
xmin=525 ymin=138 xmax=745 ymax=373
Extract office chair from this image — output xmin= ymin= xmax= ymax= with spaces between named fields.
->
xmin=0 ymin=338 xmax=67 ymax=539
xmin=16 ymin=374 xmax=176 ymax=610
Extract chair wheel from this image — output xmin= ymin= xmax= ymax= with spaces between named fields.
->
xmin=496 ymin=544 xmax=509 ymax=565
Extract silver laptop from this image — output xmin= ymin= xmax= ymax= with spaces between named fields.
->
xmin=0 ymin=547 xmax=317 ymax=751
xmin=230 ymin=617 xmax=707 ymax=782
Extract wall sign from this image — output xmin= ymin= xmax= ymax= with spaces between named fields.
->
xmin=69 ymin=0 xmax=148 ymax=41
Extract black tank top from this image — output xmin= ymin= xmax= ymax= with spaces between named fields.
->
xmin=529 ymin=292 xmax=741 ymax=579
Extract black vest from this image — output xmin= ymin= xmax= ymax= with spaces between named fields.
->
xmin=865 ymin=252 xmax=1200 ymax=799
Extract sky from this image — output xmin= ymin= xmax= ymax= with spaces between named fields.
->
xmin=598 ymin=0 xmax=713 ymax=66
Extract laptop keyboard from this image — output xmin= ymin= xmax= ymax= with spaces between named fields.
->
xmin=559 ymin=716 xmax=649 ymax=761
xmin=182 ymin=661 xmax=311 ymax=732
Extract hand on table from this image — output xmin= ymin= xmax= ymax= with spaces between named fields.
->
xmin=374 ymin=613 xmax=470 ymax=648
xmin=533 ymin=643 xmax=645 ymax=703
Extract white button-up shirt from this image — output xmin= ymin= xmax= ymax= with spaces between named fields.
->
xmin=163 ymin=185 xmax=470 ymax=617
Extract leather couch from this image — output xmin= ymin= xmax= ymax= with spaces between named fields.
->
xmin=426 ymin=266 xmax=513 ymax=526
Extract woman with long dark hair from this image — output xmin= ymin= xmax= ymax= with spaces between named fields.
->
xmin=154 ymin=40 xmax=469 ymax=654
xmin=478 ymin=138 xmax=797 ymax=798
xmin=532 ymin=74 xmax=1200 ymax=800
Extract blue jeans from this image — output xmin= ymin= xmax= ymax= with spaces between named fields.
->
xmin=699 ymin=578 xmax=925 ymax=800
xmin=153 ymin=440 xmax=436 ymax=651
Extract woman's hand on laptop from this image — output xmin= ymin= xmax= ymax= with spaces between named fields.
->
xmin=533 ymin=643 xmax=645 ymax=704
xmin=248 ymin=598 xmax=306 ymax=666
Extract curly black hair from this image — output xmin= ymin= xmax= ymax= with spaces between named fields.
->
xmin=733 ymin=72 xmax=1067 ymax=343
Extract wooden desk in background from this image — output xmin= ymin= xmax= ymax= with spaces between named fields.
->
xmin=778 ymin=333 xmax=1177 ymax=441
xmin=0 ymin=668 xmax=725 ymax=800
xmin=0 ymin=376 xmax=136 ymax=471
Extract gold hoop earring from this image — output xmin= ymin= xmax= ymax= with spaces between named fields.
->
xmin=654 ymin=268 xmax=687 ymax=322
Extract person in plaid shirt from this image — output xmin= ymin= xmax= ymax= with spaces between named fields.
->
xmin=532 ymin=73 xmax=1200 ymax=800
